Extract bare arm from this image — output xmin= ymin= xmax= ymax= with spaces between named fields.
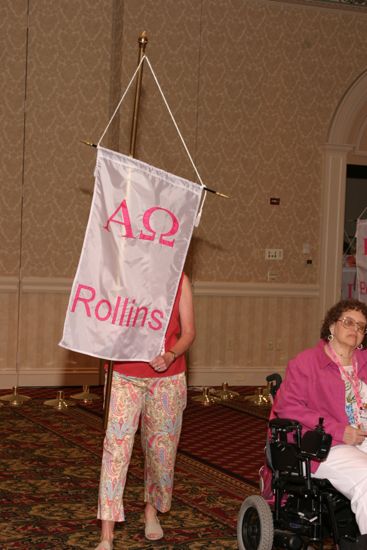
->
xmin=150 ymin=273 xmax=195 ymax=372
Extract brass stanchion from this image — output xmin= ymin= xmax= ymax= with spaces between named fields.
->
xmin=211 ymin=381 xmax=239 ymax=401
xmin=102 ymin=31 xmax=148 ymax=432
xmin=44 ymin=390 xmax=76 ymax=411
xmin=129 ymin=31 xmax=148 ymax=158
xmin=70 ymin=385 xmax=100 ymax=404
xmin=191 ymin=387 xmax=219 ymax=406
xmin=103 ymin=361 xmax=114 ymax=431
xmin=0 ymin=386 xmax=31 ymax=407
xmin=243 ymin=385 xmax=271 ymax=407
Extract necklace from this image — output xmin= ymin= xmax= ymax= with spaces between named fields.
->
xmin=327 ymin=344 xmax=364 ymax=427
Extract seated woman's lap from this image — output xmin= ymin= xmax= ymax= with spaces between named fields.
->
xmin=314 ymin=439 xmax=367 ymax=533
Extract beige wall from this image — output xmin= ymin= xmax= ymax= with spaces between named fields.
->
xmin=1 ymin=0 xmax=367 ymax=387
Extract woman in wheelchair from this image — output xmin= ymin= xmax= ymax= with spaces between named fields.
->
xmin=238 ymin=298 xmax=367 ymax=550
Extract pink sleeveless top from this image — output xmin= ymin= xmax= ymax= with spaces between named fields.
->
xmin=112 ymin=275 xmax=185 ymax=378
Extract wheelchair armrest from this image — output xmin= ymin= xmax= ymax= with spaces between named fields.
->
xmin=269 ymin=418 xmax=302 ymax=432
xmin=300 ymin=429 xmax=332 ymax=461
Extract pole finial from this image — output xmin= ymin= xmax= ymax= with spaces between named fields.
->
xmin=138 ymin=31 xmax=148 ymax=46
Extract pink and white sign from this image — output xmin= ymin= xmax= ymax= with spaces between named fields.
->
xmin=59 ymin=147 xmax=203 ymax=361
xmin=356 ymin=219 xmax=367 ymax=304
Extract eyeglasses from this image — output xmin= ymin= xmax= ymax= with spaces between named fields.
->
xmin=338 ymin=316 xmax=367 ymax=334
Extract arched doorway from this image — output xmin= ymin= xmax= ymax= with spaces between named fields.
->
xmin=319 ymin=70 xmax=367 ymax=318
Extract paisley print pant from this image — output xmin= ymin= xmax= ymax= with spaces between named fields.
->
xmin=97 ymin=371 xmax=187 ymax=521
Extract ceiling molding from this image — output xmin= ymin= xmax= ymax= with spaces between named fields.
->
xmin=270 ymin=0 xmax=367 ymax=12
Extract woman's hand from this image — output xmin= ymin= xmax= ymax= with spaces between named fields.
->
xmin=343 ymin=425 xmax=367 ymax=445
xmin=149 ymin=274 xmax=195 ymax=375
xmin=149 ymin=352 xmax=175 ymax=373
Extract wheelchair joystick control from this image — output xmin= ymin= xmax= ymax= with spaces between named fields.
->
xmin=317 ymin=417 xmax=325 ymax=430
xmin=300 ymin=417 xmax=332 ymax=460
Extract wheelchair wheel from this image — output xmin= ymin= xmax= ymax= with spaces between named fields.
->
xmin=237 ymin=495 xmax=274 ymax=550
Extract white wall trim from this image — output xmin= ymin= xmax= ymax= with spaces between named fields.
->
xmin=187 ymin=364 xmax=287 ymax=387
xmin=320 ymin=69 xmax=367 ymax=315
xmin=0 ymin=276 xmax=19 ymax=292
xmin=319 ymin=144 xmax=353 ymax=317
xmin=0 ymin=276 xmax=320 ymax=298
xmin=0 ymin=371 xmax=101 ymax=388
xmin=21 ymin=277 xmax=73 ymax=293
xmin=0 ymin=276 xmax=72 ymax=293
xmin=356 ymin=118 xmax=367 ymax=151
xmin=328 ymin=70 xmax=367 ymax=144
xmin=193 ymin=281 xmax=319 ymax=297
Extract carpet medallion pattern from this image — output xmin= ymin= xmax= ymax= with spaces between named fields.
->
xmin=0 ymin=397 xmax=259 ymax=549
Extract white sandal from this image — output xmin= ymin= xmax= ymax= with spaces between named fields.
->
xmin=145 ymin=515 xmax=164 ymax=541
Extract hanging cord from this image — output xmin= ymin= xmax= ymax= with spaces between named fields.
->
xmin=343 ymin=229 xmax=355 ymax=257
xmin=357 ymin=206 xmax=367 ymax=221
xmin=143 ymin=56 xmax=206 ymax=223
xmin=98 ymin=56 xmax=147 ymax=147
xmin=97 ymin=55 xmax=207 ymax=223
xmin=143 ymin=56 xmax=205 ymax=190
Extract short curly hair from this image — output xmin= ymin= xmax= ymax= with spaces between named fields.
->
xmin=320 ymin=298 xmax=367 ymax=344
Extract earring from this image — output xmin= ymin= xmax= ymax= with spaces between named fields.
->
xmin=357 ymin=343 xmax=364 ymax=350
xmin=328 ymin=334 xmax=334 ymax=342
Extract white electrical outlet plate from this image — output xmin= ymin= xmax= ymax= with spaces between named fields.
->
xmin=265 ymin=248 xmax=283 ymax=260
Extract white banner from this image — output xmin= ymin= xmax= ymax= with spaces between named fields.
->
xmin=59 ymin=147 xmax=203 ymax=361
xmin=356 ymin=219 xmax=367 ymax=304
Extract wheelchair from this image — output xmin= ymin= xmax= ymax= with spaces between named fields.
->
xmin=237 ymin=376 xmax=359 ymax=550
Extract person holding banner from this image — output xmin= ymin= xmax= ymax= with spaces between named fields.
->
xmin=95 ymin=272 xmax=195 ymax=549
xmin=272 ymin=298 xmax=367 ymax=547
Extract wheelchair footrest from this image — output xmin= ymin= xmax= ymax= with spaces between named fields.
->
xmin=273 ymin=530 xmax=304 ymax=549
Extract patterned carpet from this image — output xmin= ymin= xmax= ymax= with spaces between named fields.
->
xmin=180 ymin=390 xmax=268 ymax=486
xmin=0 ymin=386 xmax=263 ymax=549
xmin=4 ymin=385 xmax=268 ymax=485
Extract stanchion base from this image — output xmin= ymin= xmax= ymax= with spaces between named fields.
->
xmin=44 ymin=391 xmax=76 ymax=410
xmin=70 ymin=385 xmax=100 ymax=404
xmin=191 ymin=387 xmax=219 ymax=406
xmin=0 ymin=387 xmax=31 ymax=407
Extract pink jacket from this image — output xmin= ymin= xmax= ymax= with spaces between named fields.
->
xmin=272 ymin=340 xmax=367 ymax=471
